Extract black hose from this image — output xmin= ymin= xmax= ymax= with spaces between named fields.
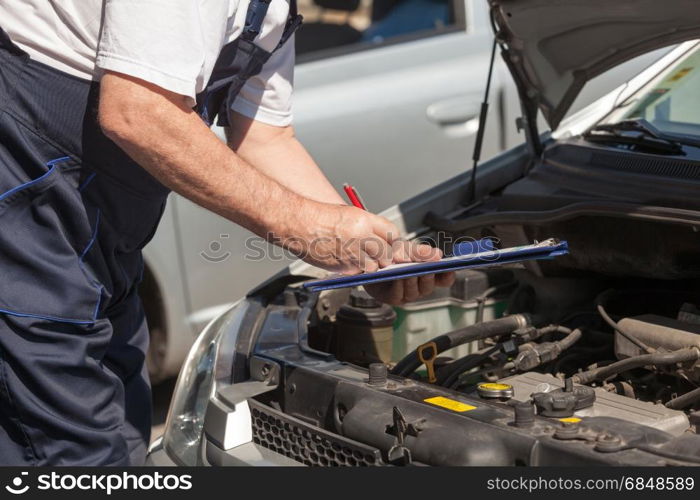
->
xmin=438 ymin=326 xmax=581 ymax=387
xmin=665 ymin=387 xmax=700 ymax=410
xmin=439 ymin=345 xmax=502 ymax=388
xmin=573 ymin=347 xmax=700 ymax=385
xmin=595 ymin=289 xmax=653 ymax=354
xmin=390 ymin=314 xmax=533 ymax=377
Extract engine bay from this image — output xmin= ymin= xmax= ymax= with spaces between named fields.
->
xmin=242 ymin=259 xmax=700 ymax=465
xmin=308 ymin=268 xmax=700 ymax=431
xmin=233 ymin=141 xmax=700 ymax=466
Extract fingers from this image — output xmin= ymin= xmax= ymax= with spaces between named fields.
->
xmin=399 ymin=275 xmax=435 ymax=303
xmin=435 ymin=272 xmax=456 ymax=288
xmin=402 ymin=277 xmax=421 ymax=303
xmin=391 ymin=240 xmax=443 ymax=265
xmin=365 ymin=280 xmax=405 ymax=305
xmin=341 ymin=210 xmax=396 ymax=269
xmin=408 ymin=241 xmax=442 ymax=262
xmin=369 ymin=214 xmax=401 ymax=244
xmin=418 ymin=274 xmax=436 ymax=296
xmin=386 ymin=280 xmax=405 ymax=305
xmin=364 ymin=272 xmax=452 ymax=306
xmin=336 ymin=240 xmax=381 ymax=275
xmin=361 ymin=236 xmax=394 ymax=269
xmin=355 ymin=210 xmax=441 ymax=267
xmin=352 ymin=249 xmax=380 ymax=274
xmin=391 ymin=239 xmax=413 ymax=264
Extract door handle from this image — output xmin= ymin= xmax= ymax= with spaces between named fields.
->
xmin=426 ymin=96 xmax=481 ymax=126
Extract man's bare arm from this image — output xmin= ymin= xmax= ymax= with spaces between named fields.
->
xmin=98 ymin=71 xmax=400 ymax=273
xmin=225 ymin=112 xmax=345 ymax=205
xmin=100 ymin=73 xmax=300 ymax=239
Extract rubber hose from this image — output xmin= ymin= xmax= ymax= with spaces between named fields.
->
xmin=391 ymin=314 xmax=532 ymax=377
xmin=665 ymin=386 xmax=700 ymax=410
xmin=595 ymin=289 xmax=653 ymax=353
xmin=573 ymin=347 xmax=700 ymax=385
xmin=529 ymin=324 xmax=573 ymax=341
xmin=558 ymin=328 xmax=583 ymax=351
xmin=439 ymin=344 xmax=502 ymax=387
xmin=438 ymin=326 xmax=579 ymax=387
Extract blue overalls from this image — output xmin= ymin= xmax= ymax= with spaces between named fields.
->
xmin=0 ymin=0 xmax=300 ymax=466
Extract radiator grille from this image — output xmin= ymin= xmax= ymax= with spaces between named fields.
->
xmin=249 ymin=399 xmax=383 ymax=466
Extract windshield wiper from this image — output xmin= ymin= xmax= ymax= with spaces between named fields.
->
xmin=584 ymin=118 xmax=700 ymax=154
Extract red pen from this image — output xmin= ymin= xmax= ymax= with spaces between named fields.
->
xmin=343 ymin=183 xmax=367 ymax=210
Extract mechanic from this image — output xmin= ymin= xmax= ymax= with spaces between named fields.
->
xmin=0 ymin=0 xmax=453 ymax=466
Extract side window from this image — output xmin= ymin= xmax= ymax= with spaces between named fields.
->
xmin=295 ymin=0 xmax=465 ymax=59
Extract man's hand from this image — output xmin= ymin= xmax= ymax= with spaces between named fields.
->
xmin=365 ymin=241 xmax=456 ymax=305
xmin=282 ymin=205 xmax=456 ymax=303
xmin=283 ymin=203 xmax=401 ymax=274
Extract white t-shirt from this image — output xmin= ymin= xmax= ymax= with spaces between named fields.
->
xmin=0 ymin=0 xmax=295 ymax=126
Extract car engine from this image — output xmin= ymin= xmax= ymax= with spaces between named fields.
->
xmin=310 ymin=269 xmax=700 ymax=435
xmin=236 ymin=259 xmax=700 ymax=466
xmin=221 ymin=140 xmax=700 ymax=466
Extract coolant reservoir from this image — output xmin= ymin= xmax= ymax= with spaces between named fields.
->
xmin=392 ymin=269 xmax=512 ymax=362
xmin=335 ymin=289 xmax=396 ymax=365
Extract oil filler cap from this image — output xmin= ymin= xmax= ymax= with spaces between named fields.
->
xmin=477 ymin=382 xmax=514 ymax=400
xmin=532 ymin=378 xmax=595 ymax=418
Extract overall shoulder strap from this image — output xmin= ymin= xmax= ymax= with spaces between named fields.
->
xmin=195 ymin=0 xmax=303 ymax=126
xmin=241 ymin=0 xmax=303 ymax=50
xmin=241 ymin=0 xmax=273 ymax=42
xmin=276 ymin=0 xmax=303 ymax=51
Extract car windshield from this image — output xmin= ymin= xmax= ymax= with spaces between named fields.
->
xmin=621 ymin=46 xmax=700 ymax=139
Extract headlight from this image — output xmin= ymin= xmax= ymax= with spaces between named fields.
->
xmin=162 ymin=299 xmax=251 ymax=465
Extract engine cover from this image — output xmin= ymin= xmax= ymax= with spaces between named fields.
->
xmin=500 ymin=371 xmax=689 ymax=436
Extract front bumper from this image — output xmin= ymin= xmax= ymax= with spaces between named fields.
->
xmin=146 ymin=433 xmax=302 ymax=466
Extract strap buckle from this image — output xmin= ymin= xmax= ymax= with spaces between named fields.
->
xmin=242 ymin=0 xmax=273 ymax=41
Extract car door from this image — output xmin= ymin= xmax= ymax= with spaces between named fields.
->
xmin=293 ymin=0 xmax=504 ymax=209
xmin=168 ymin=0 xmax=507 ymax=333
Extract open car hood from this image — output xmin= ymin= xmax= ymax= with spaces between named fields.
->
xmin=489 ymin=0 xmax=700 ymax=131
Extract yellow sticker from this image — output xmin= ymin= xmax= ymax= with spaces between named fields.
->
xmin=424 ymin=396 xmax=476 ymax=413
xmin=478 ymin=383 xmax=512 ymax=391
xmin=559 ymin=417 xmax=582 ymax=423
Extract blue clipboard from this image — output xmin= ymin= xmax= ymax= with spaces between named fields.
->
xmin=302 ymin=238 xmax=569 ymax=292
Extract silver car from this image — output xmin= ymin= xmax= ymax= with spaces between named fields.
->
xmin=149 ymin=0 xmax=700 ymax=466
xmin=141 ymin=0 xmax=669 ymax=382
